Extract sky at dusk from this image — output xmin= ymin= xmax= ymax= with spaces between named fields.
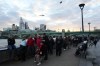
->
xmin=0 ymin=0 xmax=100 ymax=31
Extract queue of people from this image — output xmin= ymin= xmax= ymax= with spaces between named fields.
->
xmin=7 ymin=34 xmax=99 ymax=65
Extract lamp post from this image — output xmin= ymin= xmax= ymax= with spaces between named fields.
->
xmin=94 ymin=27 xmax=96 ymax=31
xmin=88 ymin=22 xmax=91 ymax=32
xmin=79 ymin=3 xmax=85 ymax=32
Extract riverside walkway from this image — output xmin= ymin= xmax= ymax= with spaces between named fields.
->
xmin=0 ymin=47 xmax=80 ymax=66
xmin=79 ymin=40 xmax=100 ymax=66
xmin=87 ymin=40 xmax=100 ymax=66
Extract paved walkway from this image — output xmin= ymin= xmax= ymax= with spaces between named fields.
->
xmin=79 ymin=40 xmax=100 ymax=66
xmin=0 ymin=48 xmax=79 ymax=66
xmin=89 ymin=40 xmax=100 ymax=66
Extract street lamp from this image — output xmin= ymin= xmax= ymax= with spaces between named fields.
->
xmin=94 ymin=27 xmax=96 ymax=31
xmin=79 ymin=3 xmax=85 ymax=32
xmin=88 ymin=22 xmax=91 ymax=32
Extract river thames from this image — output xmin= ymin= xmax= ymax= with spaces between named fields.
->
xmin=0 ymin=39 xmax=22 ymax=49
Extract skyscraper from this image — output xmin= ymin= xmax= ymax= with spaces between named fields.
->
xmin=19 ymin=17 xmax=25 ymax=30
xmin=12 ymin=24 xmax=16 ymax=30
xmin=40 ymin=24 xmax=46 ymax=31
xmin=25 ymin=22 xmax=29 ymax=29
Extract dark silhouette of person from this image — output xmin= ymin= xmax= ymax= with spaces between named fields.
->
xmin=42 ymin=33 xmax=49 ymax=60
xmin=93 ymin=38 xmax=98 ymax=47
xmin=19 ymin=37 xmax=27 ymax=61
xmin=56 ymin=36 xmax=63 ymax=56
xmin=48 ymin=36 xmax=54 ymax=54
xmin=7 ymin=36 xmax=16 ymax=60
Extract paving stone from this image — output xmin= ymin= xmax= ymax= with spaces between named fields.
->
xmin=86 ymin=55 xmax=96 ymax=61
xmin=0 ymin=48 xmax=80 ymax=66
xmin=79 ymin=58 xmax=93 ymax=66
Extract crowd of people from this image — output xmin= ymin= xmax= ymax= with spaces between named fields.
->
xmin=7 ymin=34 xmax=99 ymax=65
xmin=75 ymin=36 xmax=99 ymax=58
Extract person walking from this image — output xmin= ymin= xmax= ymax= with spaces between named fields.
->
xmin=48 ymin=36 xmax=54 ymax=54
xmin=42 ymin=33 xmax=49 ymax=60
xmin=93 ymin=38 xmax=98 ymax=47
xmin=63 ymin=37 xmax=67 ymax=50
xmin=56 ymin=36 xmax=63 ymax=56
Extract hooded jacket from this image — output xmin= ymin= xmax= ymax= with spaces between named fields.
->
xmin=27 ymin=38 xmax=34 ymax=46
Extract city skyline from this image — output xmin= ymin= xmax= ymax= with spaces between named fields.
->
xmin=0 ymin=0 xmax=100 ymax=31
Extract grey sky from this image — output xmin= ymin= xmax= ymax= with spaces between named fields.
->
xmin=0 ymin=0 xmax=100 ymax=31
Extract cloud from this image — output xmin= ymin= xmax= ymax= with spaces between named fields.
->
xmin=0 ymin=0 xmax=100 ymax=31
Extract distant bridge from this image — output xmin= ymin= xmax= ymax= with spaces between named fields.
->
xmin=20 ymin=31 xmax=100 ymax=37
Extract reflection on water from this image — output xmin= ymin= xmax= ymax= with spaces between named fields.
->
xmin=0 ymin=39 xmax=22 ymax=49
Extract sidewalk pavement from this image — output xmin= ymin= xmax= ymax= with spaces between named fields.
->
xmin=79 ymin=40 xmax=100 ymax=66
xmin=90 ymin=40 xmax=100 ymax=66
xmin=0 ymin=48 xmax=80 ymax=66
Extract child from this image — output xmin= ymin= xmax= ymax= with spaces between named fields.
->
xmin=34 ymin=47 xmax=41 ymax=65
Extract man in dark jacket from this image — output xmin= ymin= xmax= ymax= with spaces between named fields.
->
xmin=48 ymin=36 xmax=54 ymax=54
xmin=56 ymin=36 xmax=63 ymax=56
xmin=7 ymin=36 xmax=16 ymax=59
xmin=42 ymin=33 xmax=49 ymax=60
xmin=7 ymin=36 xmax=16 ymax=50
xmin=93 ymin=39 xmax=98 ymax=47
